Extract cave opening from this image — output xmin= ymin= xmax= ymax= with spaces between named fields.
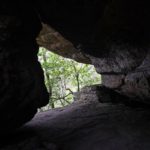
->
xmin=38 ymin=47 xmax=101 ymax=111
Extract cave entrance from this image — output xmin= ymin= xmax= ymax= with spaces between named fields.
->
xmin=38 ymin=47 xmax=101 ymax=111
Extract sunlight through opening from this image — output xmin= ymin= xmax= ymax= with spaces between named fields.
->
xmin=38 ymin=47 xmax=101 ymax=111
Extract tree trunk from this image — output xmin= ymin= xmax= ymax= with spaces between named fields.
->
xmin=42 ymin=50 xmax=54 ymax=108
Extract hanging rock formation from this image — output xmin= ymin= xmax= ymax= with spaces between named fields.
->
xmin=36 ymin=0 xmax=150 ymax=102
xmin=37 ymin=24 xmax=91 ymax=64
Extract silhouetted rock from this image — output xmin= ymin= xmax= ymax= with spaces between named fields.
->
xmin=0 ymin=1 xmax=49 ymax=134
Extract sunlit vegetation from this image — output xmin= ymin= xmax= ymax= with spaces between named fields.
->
xmin=38 ymin=47 xmax=101 ymax=111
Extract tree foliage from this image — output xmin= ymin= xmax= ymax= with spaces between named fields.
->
xmin=38 ymin=47 xmax=101 ymax=110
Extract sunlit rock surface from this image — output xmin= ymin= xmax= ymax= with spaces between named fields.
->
xmin=37 ymin=24 xmax=91 ymax=64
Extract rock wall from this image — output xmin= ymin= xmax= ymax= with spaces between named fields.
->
xmin=0 ymin=0 xmax=150 ymax=149
xmin=89 ymin=45 xmax=150 ymax=101
xmin=0 ymin=1 xmax=49 ymax=133
xmin=36 ymin=0 xmax=150 ymax=102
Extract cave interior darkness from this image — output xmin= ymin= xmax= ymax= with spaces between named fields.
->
xmin=0 ymin=1 xmax=150 ymax=149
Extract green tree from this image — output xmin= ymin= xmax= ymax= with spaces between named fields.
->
xmin=38 ymin=47 xmax=101 ymax=110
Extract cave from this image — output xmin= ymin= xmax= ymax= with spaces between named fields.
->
xmin=0 ymin=1 xmax=150 ymax=149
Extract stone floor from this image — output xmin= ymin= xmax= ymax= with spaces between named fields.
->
xmin=1 ymin=86 xmax=150 ymax=150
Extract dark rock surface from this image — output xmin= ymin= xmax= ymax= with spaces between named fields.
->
xmin=35 ymin=0 xmax=150 ymax=56
xmin=1 ymin=85 xmax=150 ymax=150
xmin=0 ymin=1 xmax=48 ymax=133
xmin=90 ymin=47 xmax=150 ymax=101
xmin=35 ymin=0 xmax=150 ymax=100
xmin=0 ymin=1 xmax=150 ymax=149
